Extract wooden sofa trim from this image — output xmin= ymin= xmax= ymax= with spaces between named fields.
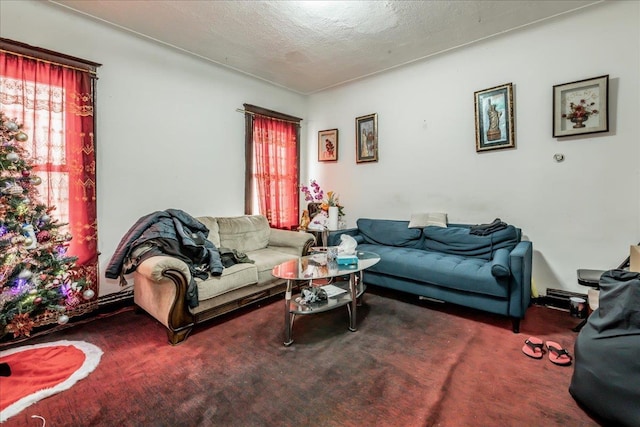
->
xmin=144 ymin=236 xmax=315 ymax=345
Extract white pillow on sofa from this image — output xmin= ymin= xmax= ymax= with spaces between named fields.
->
xmin=408 ymin=212 xmax=448 ymax=228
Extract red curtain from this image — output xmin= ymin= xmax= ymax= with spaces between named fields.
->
xmin=0 ymin=51 xmax=98 ymax=313
xmin=253 ymin=115 xmax=299 ymax=229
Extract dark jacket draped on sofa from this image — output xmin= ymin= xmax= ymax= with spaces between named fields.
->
xmin=106 ymin=209 xmax=224 ymax=307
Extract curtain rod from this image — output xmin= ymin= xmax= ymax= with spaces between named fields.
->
xmin=0 ymin=49 xmax=99 ymax=77
xmin=236 ymin=108 xmax=302 ymax=126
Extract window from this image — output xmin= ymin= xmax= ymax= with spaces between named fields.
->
xmin=243 ymin=104 xmax=301 ymax=229
xmin=0 ymin=38 xmax=100 ymax=318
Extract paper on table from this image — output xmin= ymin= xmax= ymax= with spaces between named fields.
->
xmin=321 ymin=284 xmax=348 ymax=298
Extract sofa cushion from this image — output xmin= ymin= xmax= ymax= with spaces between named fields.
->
xmin=217 ymin=215 xmax=270 ymax=253
xmin=196 ymin=263 xmax=258 ymax=301
xmin=357 ymin=218 xmax=422 ymax=248
xmin=358 ymin=243 xmax=509 ymax=298
xmin=423 ymin=225 xmax=519 ymax=259
xmin=246 ymin=247 xmax=300 ymax=285
xmin=197 ymin=216 xmax=221 ymax=248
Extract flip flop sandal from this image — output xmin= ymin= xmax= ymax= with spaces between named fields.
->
xmin=522 ymin=336 xmax=544 ymax=359
xmin=546 ymin=341 xmax=573 ymax=366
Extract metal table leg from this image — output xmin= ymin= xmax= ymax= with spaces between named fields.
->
xmin=284 ymin=279 xmax=294 ymax=346
xmin=348 ymin=272 xmax=357 ymax=332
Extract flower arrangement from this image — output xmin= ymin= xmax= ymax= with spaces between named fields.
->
xmin=300 ymin=180 xmax=344 ymax=217
xmin=562 ymin=99 xmax=598 ymax=122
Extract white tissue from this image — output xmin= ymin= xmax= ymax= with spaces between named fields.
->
xmin=338 ymin=234 xmax=357 ymax=255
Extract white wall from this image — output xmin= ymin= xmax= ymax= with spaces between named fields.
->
xmin=0 ymin=0 xmax=307 ymax=296
xmin=305 ymin=1 xmax=640 ymax=294
xmin=2 ymin=1 xmax=638 ymax=297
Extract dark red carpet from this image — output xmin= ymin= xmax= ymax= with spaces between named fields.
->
xmin=0 ymin=288 xmax=600 ymax=426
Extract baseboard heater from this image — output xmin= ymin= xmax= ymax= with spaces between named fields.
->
xmin=97 ymin=289 xmax=134 ymax=311
xmin=542 ymin=288 xmax=588 ymax=312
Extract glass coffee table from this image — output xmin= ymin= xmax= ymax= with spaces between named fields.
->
xmin=272 ymin=251 xmax=380 ymax=346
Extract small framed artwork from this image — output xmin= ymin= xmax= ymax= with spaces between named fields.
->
xmin=474 ymin=83 xmax=515 ymax=152
xmin=356 ymin=113 xmax=378 ymax=163
xmin=318 ymin=128 xmax=338 ymax=162
xmin=553 ymin=75 xmax=609 ymax=137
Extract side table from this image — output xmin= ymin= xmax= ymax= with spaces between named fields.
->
xmin=297 ymin=228 xmax=334 ymax=247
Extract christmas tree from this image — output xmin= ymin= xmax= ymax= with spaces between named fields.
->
xmin=0 ymin=110 xmax=92 ymax=338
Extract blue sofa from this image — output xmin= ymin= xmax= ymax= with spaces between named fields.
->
xmin=329 ymin=219 xmax=533 ymax=332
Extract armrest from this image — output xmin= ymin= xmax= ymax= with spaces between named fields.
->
xmin=134 ymin=255 xmax=195 ymax=345
xmin=508 ymin=241 xmax=533 ymax=318
xmin=135 ymin=255 xmax=191 ymax=283
xmin=491 ymin=248 xmax=511 ymax=278
xmin=327 ymin=228 xmax=360 ymax=246
xmin=268 ymin=228 xmax=315 ymax=255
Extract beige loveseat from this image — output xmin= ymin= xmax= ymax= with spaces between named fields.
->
xmin=133 ymin=215 xmax=314 ymax=344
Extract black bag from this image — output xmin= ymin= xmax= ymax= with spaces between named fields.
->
xmin=569 ymin=269 xmax=640 ymax=427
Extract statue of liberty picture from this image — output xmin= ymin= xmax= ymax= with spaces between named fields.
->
xmin=474 ymin=83 xmax=515 ymax=152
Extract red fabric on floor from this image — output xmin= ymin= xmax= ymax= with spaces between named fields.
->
xmin=0 ymin=345 xmax=86 ymax=410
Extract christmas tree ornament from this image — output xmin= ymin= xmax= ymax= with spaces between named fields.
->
xmin=2 ymin=182 xmax=23 ymax=195
xmin=36 ymin=230 xmax=51 ymax=241
xmin=57 ymin=314 xmax=69 ymax=325
xmin=6 ymin=151 xmax=19 ymax=162
xmin=22 ymin=224 xmax=37 ymax=249
xmin=82 ymin=289 xmax=95 ymax=300
xmin=22 ymin=170 xmax=31 ymax=177
xmin=30 ymin=176 xmax=42 ymax=185
xmin=18 ymin=269 xmax=33 ymax=279
xmin=16 ymin=203 xmax=29 ymax=216
xmin=15 ymin=131 xmax=28 ymax=142
xmin=5 ymin=120 xmax=18 ymax=132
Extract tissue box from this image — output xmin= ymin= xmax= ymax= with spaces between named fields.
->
xmin=336 ymin=255 xmax=358 ymax=266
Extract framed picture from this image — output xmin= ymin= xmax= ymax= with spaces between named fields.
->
xmin=474 ymin=83 xmax=515 ymax=152
xmin=318 ymin=128 xmax=338 ymax=162
xmin=356 ymin=113 xmax=378 ymax=163
xmin=553 ymin=75 xmax=609 ymax=137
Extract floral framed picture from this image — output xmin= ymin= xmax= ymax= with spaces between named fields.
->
xmin=318 ymin=128 xmax=338 ymax=162
xmin=553 ymin=75 xmax=609 ymax=137
xmin=474 ymin=83 xmax=515 ymax=152
xmin=356 ymin=113 xmax=378 ymax=163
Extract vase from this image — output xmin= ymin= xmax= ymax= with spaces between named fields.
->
xmin=328 ymin=206 xmax=339 ymax=231
xmin=571 ymin=115 xmax=588 ymax=128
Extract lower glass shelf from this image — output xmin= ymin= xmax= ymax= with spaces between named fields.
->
xmin=289 ymin=281 xmax=365 ymax=315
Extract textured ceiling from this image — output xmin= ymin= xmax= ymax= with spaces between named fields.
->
xmin=49 ymin=0 xmax=601 ymax=94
